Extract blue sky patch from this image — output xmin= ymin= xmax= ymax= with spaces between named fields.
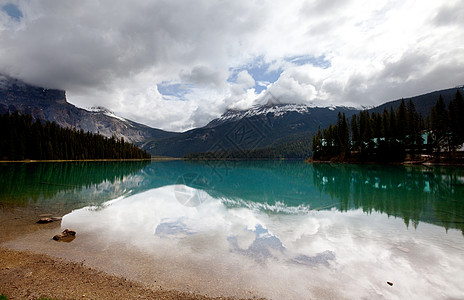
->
xmin=2 ymin=3 xmax=23 ymax=21
xmin=159 ymin=55 xmax=332 ymax=99
xmin=229 ymin=57 xmax=283 ymax=94
xmin=286 ymin=55 xmax=331 ymax=69
xmin=157 ymin=82 xmax=193 ymax=100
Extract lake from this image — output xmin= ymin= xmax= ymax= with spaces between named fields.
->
xmin=1 ymin=160 xmax=464 ymax=299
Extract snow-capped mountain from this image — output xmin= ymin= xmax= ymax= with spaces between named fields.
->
xmin=206 ymin=103 xmax=349 ymax=128
xmin=145 ymin=103 xmax=359 ymax=157
xmin=218 ymin=104 xmax=312 ymax=120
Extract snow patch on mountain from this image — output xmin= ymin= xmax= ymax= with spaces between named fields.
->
xmin=87 ymin=106 xmax=130 ymax=124
xmin=218 ymin=104 xmax=312 ymax=122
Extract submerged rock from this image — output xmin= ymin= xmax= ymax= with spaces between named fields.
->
xmin=37 ymin=216 xmax=62 ymax=224
xmin=37 ymin=217 xmax=53 ymax=224
xmin=53 ymin=229 xmax=76 ymax=242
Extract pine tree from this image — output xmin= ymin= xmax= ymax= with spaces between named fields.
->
xmin=396 ymin=99 xmax=408 ymax=143
xmin=448 ymin=90 xmax=464 ymax=154
xmin=406 ymin=100 xmax=422 ymax=156
xmin=359 ymin=110 xmax=373 ymax=157
xmin=312 ymin=127 xmax=323 ymax=159
xmin=351 ymin=114 xmax=360 ymax=152
xmin=336 ymin=112 xmax=350 ymax=157
xmin=431 ymin=95 xmax=450 ymax=157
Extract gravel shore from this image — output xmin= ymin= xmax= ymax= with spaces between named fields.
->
xmin=0 ymin=247 xmax=245 ymax=300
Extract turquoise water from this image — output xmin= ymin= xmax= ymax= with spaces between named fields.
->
xmin=1 ymin=161 xmax=464 ymax=299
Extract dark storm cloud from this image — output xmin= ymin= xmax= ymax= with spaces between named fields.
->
xmin=0 ymin=0 xmax=265 ymax=91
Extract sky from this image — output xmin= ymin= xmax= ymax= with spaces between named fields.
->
xmin=1 ymin=0 xmax=463 ymax=132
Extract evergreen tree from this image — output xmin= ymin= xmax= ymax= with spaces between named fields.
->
xmin=431 ymin=95 xmax=450 ymax=156
xmin=396 ymin=99 xmax=408 ymax=142
xmin=359 ymin=110 xmax=373 ymax=157
xmin=406 ymin=100 xmax=422 ymax=155
xmin=448 ymin=90 xmax=464 ymax=153
xmin=389 ymin=107 xmax=397 ymax=139
xmin=381 ymin=109 xmax=391 ymax=139
xmin=336 ymin=112 xmax=350 ymax=157
xmin=312 ymin=127 xmax=323 ymax=160
xmin=351 ymin=114 xmax=360 ymax=152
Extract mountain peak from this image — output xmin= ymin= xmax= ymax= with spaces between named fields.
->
xmin=205 ymin=103 xmax=311 ymax=128
xmin=224 ymin=103 xmax=311 ymax=119
xmin=0 ymin=73 xmax=67 ymax=106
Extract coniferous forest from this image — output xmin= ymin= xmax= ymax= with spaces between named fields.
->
xmin=312 ymin=90 xmax=464 ymax=163
xmin=0 ymin=112 xmax=151 ymax=160
xmin=184 ymin=137 xmax=312 ymax=160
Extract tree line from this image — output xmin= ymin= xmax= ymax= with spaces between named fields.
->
xmin=312 ymin=90 xmax=464 ymax=162
xmin=0 ymin=112 xmax=151 ymax=160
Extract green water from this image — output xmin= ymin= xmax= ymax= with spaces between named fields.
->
xmin=1 ymin=160 xmax=463 ymax=233
xmin=0 ymin=161 xmax=150 ymax=212
xmin=1 ymin=161 xmax=464 ymax=299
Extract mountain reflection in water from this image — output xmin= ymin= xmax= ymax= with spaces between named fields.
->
xmin=1 ymin=160 xmax=463 ymax=232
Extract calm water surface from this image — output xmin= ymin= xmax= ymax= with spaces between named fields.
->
xmin=1 ymin=161 xmax=464 ymax=299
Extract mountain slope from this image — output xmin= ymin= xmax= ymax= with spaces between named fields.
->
xmin=369 ymin=86 xmax=464 ymax=116
xmin=149 ymin=86 xmax=464 ymax=158
xmin=146 ymin=104 xmax=359 ymax=157
xmin=0 ymin=74 xmax=179 ymax=145
xmin=3 ymin=74 xmax=462 ymax=158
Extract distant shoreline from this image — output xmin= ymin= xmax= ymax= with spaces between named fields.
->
xmin=0 ymin=157 xmax=181 ymax=163
xmin=2 ymin=157 xmax=463 ymax=166
xmin=307 ymin=158 xmax=464 ymax=166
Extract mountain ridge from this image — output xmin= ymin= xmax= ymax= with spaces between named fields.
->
xmin=1 ymin=74 xmax=462 ymax=158
xmin=0 ymin=74 xmax=178 ymax=145
xmin=146 ymin=105 xmax=359 ymax=157
xmin=369 ymin=86 xmax=464 ymax=116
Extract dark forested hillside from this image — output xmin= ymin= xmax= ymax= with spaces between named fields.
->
xmin=149 ymin=105 xmax=358 ymax=158
xmin=312 ymin=89 xmax=464 ymax=163
xmin=184 ymin=136 xmax=312 ymax=160
xmin=0 ymin=112 xmax=151 ymax=160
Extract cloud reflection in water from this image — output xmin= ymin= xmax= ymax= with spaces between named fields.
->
xmin=62 ymin=184 xmax=464 ymax=299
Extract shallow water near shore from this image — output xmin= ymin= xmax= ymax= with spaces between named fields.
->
xmin=1 ymin=161 xmax=464 ymax=299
